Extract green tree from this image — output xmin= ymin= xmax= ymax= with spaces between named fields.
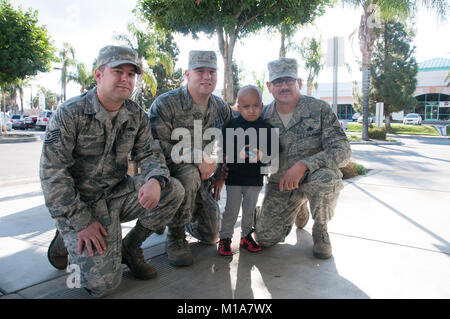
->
xmin=370 ymin=21 xmax=417 ymax=131
xmin=56 ymin=42 xmax=76 ymax=102
xmin=140 ymin=0 xmax=332 ymax=104
xmin=144 ymin=33 xmax=184 ymax=109
xmin=38 ymin=86 xmax=58 ymax=109
xmin=0 ymin=0 xmax=56 ymax=130
xmin=67 ymin=62 xmax=95 ymax=94
xmin=293 ymin=37 xmax=325 ymax=96
xmin=115 ymin=22 xmax=174 ymax=108
xmin=344 ymin=0 xmax=447 ymax=140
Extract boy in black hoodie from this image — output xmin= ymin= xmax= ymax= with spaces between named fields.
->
xmin=217 ymin=85 xmax=275 ymax=256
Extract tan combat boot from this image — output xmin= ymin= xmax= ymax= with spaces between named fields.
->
xmin=294 ymin=202 xmax=310 ymax=229
xmin=47 ymin=230 xmax=68 ymax=270
xmin=122 ymin=220 xmax=157 ymax=279
xmin=312 ymin=222 xmax=332 ymax=259
xmin=166 ymin=226 xmax=193 ymax=266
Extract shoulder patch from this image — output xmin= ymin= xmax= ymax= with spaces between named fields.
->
xmin=44 ymin=129 xmax=60 ymax=145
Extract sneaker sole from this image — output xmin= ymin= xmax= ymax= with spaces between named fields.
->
xmin=240 ymin=244 xmax=262 ymax=253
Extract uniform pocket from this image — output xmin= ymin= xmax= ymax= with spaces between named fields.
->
xmin=91 ymin=199 xmax=111 ymax=227
xmin=77 ymin=135 xmax=105 ymax=156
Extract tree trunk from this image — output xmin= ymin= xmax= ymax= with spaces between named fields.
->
xmin=306 ymin=72 xmax=313 ymax=96
xmin=359 ymin=4 xmax=377 ymax=141
xmin=217 ymin=27 xmax=236 ymax=104
xmin=279 ymin=31 xmax=286 ymax=58
xmin=136 ymin=72 xmax=144 ymax=107
xmin=385 ymin=111 xmax=392 ymax=132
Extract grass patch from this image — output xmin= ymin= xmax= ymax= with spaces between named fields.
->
xmin=340 ymin=161 xmax=368 ymax=179
xmin=347 ymin=135 xmax=362 ymax=142
xmin=347 ymin=123 xmax=440 ymax=136
xmin=0 ymin=133 xmax=35 ymax=138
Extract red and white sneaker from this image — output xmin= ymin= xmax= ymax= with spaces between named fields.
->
xmin=240 ymin=230 xmax=262 ymax=253
xmin=218 ymin=238 xmax=233 ymax=256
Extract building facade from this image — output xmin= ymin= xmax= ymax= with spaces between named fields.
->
xmin=309 ymin=57 xmax=450 ymax=122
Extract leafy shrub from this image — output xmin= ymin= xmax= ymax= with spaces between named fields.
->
xmin=368 ymin=126 xmax=386 ymax=140
xmin=340 ymin=162 xmax=368 ymax=179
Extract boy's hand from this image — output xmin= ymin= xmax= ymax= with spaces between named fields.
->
xmin=210 ymin=177 xmax=225 ymax=201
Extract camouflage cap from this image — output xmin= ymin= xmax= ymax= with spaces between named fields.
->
xmin=188 ymin=50 xmax=217 ymax=69
xmin=97 ymin=45 xmax=142 ymax=74
xmin=267 ymin=58 xmax=298 ymax=82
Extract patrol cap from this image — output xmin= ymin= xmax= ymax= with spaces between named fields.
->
xmin=267 ymin=58 xmax=298 ymax=82
xmin=188 ymin=50 xmax=217 ymax=69
xmin=97 ymin=45 xmax=142 ymax=74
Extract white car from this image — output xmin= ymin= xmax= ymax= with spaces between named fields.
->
xmin=339 ymin=120 xmax=348 ymax=130
xmin=357 ymin=114 xmax=374 ymax=124
xmin=403 ymin=113 xmax=422 ymax=125
xmin=36 ymin=110 xmax=54 ymax=130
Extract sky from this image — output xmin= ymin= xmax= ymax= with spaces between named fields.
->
xmin=8 ymin=0 xmax=450 ymax=108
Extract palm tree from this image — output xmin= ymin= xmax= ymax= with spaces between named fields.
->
xmin=114 ymin=23 xmax=174 ymax=108
xmin=57 ymin=43 xmax=76 ymax=102
xmin=67 ymin=62 xmax=95 ymax=94
xmin=345 ymin=0 xmax=447 ymax=140
xmin=293 ymin=37 xmax=325 ymax=96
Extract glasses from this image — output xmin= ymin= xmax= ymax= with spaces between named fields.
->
xmin=271 ymin=77 xmax=296 ymax=87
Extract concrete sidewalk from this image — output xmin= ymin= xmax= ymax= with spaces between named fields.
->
xmin=1 ymin=135 xmax=449 ymax=299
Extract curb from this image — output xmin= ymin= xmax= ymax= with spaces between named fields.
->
xmin=0 ymin=136 xmax=39 ymax=144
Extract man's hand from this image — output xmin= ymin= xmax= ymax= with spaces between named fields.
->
xmin=198 ymin=153 xmax=217 ymax=180
xmin=210 ymin=177 xmax=225 ymax=201
xmin=279 ymin=161 xmax=308 ymax=192
xmin=77 ymin=221 xmax=108 ymax=256
xmin=138 ymin=178 xmax=161 ymax=209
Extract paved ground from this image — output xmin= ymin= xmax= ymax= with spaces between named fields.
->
xmin=0 ymin=133 xmax=449 ymax=299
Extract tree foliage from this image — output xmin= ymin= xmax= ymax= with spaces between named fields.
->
xmin=0 ymin=0 xmax=56 ymax=85
xmin=142 ymin=33 xmax=184 ymax=109
xmin=370 ymin=21 xmax=417 ymax=131
xmin=114 ymin=22 xmax=174 ymax=108
xmin=139 ymin=0 xmax=332 ymax=103
xmin=344 ymin=0 xmax=447 ymax=140
xmin=292 ymin=37 xmax=325 ymax=96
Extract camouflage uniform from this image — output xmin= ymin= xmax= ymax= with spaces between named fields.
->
xmin=255 ymin=60 xmax=351 ymax=247
xmin=40 ymin=87 xmax=184 ymax=297
xmin=149 ymin=85 xmax=232 ymax=243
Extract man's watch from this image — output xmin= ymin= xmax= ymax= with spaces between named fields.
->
xmin=149 ymin=176 xmax=166 ymax=189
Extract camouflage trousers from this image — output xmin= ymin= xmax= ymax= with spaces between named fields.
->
xmin=255 ymin=167 xmax=344 ymax=247
xmin=56 ymin=175 xmax=184 ymax=298
xmin=169 ymin=163 xmax=220 ymax=244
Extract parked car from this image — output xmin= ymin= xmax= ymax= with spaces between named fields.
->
xmin=11 ymin=114 xmax=29 ymax=130
xmin=357 ymin=114 xmax=374 ymax=124
xmin=24 ymin=115 xmax=38 ymax=129
xmin=403 ymin=113 xmax=422 ymax=125
xmin=339 ymin=119 xmax=348 ymax=130
xmin=1 ymin=113 xmax=12 ymax=131
xmin=36 ymin=110 xmax=54 ymax=130
xmin=352 ymin=112 xmax=360 ymax=122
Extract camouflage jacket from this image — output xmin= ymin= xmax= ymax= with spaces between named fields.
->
xmin=149 ymin=85 xmax=232 ymax=168
xmin=40 ymin=88 xmax=169 ymax=232
xmin=262 ymin=95 xmax=351 ymax=184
